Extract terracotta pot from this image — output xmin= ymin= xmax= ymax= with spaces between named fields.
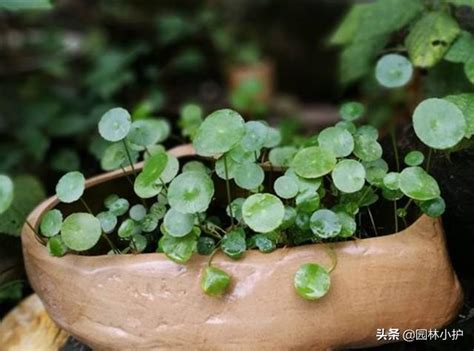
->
xmin=228 ymin=60 xmax=274 ymax=104
xmin=22 ymin=145 xmax=463 ymax=350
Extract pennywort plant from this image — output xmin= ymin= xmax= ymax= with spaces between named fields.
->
xmin=2 ymin=98 xmax=457 ymax=301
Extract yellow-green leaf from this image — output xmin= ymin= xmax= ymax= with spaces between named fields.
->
xmin=406 ymin=12 xmax=460 ymax=68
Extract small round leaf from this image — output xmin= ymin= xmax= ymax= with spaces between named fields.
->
xmin=310 ymin=209 xmax=341 ymax=238
xmin=399 ymin=167 xmax=440 ymax=201
xmin=200 ymin=266 xmax=231 ymax=297
xmin=242 ymin=193 xmax=285 ymax=233
xmin=98 ymin=107 xmax=132 ymax=142
xmin=413 ymin=98 xmax=466 ymax=150
xmin=96 ymin=211 xmax=117 ymax=234
xmin=317 ymin=127 xmax=354 ymax=157
xmin=375 ymin=54 xmax=413 ymax=88
xmin=294 ymin=263 xmax=330 ymax=300
xmin=163 ymin=209 xmax=195 ymax=237
xmin=61 ymin=213 xmax=102 ymax=251
xmin=40 ymin=209 xmax=63 ymax=237
xmin=234 ymin=162 xmax=265 ymax=190
xmin=404 ymin=150 xmax=425 ymax=166
xmin=274 ymin=176 xmax=299 ymax=199
xmin=332 ymin=160 xmax=366 ymax=193
xmin=291 ymin=146 xmax=337 ymax=179
xmin=193 ymin=109 xmax=245 ymax=156
xmin=340 ymin=102 xmax=365 ymax=121
xmin=419 ymin=197 xmax=446 ymax=217
xmin=168 ymin=171 xmax=214 ymax=214
xmin=56 ymin=171 xmax=85 ymax=203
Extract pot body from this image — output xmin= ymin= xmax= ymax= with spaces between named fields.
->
xmin=22 ymin=145 xmax=463 ymax=351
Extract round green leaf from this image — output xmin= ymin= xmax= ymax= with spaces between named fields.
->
xmin=363 ymin=159 xmax=388 ymax=186
xmin=226 ymin=197 xmax=245 ymax=221
xmin=129 ymin=204 xmax=147 ymax=221
xmin=163 ymin=209 xmax=195 ymax=237
xmin=40 ymin=209 xmax=63 ymax=237
xmin=285 ymin=169 xmax=322 ymax=193
xmin=375 ymin=54 xmax=413 ymax=88
xmin=98 ymin=107 xmax=132 ymax=142
xmin=399 ymin=167 xmax=441 ymax=201
xmin=294 ymin=263 xmax=330 ymax=300
xmin=141 ymin=214 xmax=159 ymax=233
xmin=280 ymin=206 xmax=297 ymax=229
xmin=274 ymin=176 xmax=299 ymax=199
xmin=108 ymin=198 xmax=130 ymax=216
xmin=413 ymin=98 xmax=466 ymax=150
xmin=159 ymin=154 xmax=180 ymax=184
xmin=310 ymin=209 xmax=341 ymax=238
xmin=131 ymin=234 xmax=148 ymax=253
xmin=291 ymin=146 xmax=337 ymax=179
xmin=340 ymin=102 xmax=365 ymax=121
xmin=234 ymin=162 xmax=264 ymax=190
xmin=242 ymin=193 xmax=285 ymax=233
xmin=61 ymin=213 xmax=101 ymax=251
xmin=104 ymin=194 xmax=119 ymax=208
xmin=0 ymin=175 xmax=14 ymax=215
xmin=228 ymin=144 xmax=260 ymax=164
xmin=47 ymin=235 xmax=68 ymax=257
xmin=55 ymin=171 xmax=85 ymax=203
xmin=215 ymin=156 xmax=238 ymax=180
xmin=335 ymin=121 xmax=357 ymax=134
xmin=197 ymin=236 xmax=216 ymax=255
xmin=263 ymin=127 xmax=282 ymax=148
xmin=127 ymin=119 xmax=170 ymax=146
xmin=355 ymin=126 xmax=378 ymax=140
xmin=317 ymin=127 xmax=354 ymax=157
xmin=118 ymin=218 xmax=142 ymax=238
xmin=353 ymin=136 xmax=383 ymax=162
xmin=159 ymin=232 xmax=197 ymax=264
xmin=221 ymin=228 xmax=246 ymax=259
xmin=150 ymin=202 xmax=166 ymax=220
xmin=419 ymin=197 xmax=446 ymax=217
xmin=168 ymin=171 xmax=214 ymax=213
xmin=404 ymin=150 xmax=425 ymax=166
xmin=296 ymin=190 xmax=320 ymax=213
xmin=182 ymin=161 xmax=210 ymax=174
xmin=241 ymin=121 xmax=268 ymax=152
xmin=193 ymin=109 xmax=245 ymax=156
xmin=96 ymin=211 xmax=117 ymax=234
xmin=101 ymin=143 xmax=127 ymax=171
xmin=332 ymin=160 xmax=366 ymax=193
xmin=253 ymin=234 xmax=276 ymax=253
xmin=336 ymin=212 xmax=356 ymax=237
xmin=200 ymin=266 xmax=231 ymax=297
xmin=383 ymin=172 xmax=400 ymax=190
xmin=133 ymin=151 xmax=168 ymax=198
xmin=269 ymin=146 xmax=298 ymax=167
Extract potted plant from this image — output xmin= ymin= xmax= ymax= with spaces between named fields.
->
xmin=0 ymin=98 xmax=462 ymax=349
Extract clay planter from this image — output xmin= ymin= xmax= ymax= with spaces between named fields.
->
xmin=22 ymin=145 xmax=463 ymax=350
xmin=228 ymin=60 xmax=274 ymax=105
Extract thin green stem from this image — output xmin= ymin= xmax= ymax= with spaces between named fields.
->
xmin=390 ymin=122 xmax=400 ymax=172
xmin=11 ymin=204 xmax=42 ymax=243
xmin=367 ymin=207 xmax=378 ymax=236
xmin=80 ymin=198 xmax=93 ymax=214
xmin=122 ymin=139 xmax=138 ymax=177
xmin=223 ymin=154 xmax=234 ymax=227
xmin=207 ymin=247 xmax=220 ymax=267
xmin=322 ymin=243 xmax=337 ymax=273
xmin=426 ymin=148 xmax=433 ymax=172
xmin=120 ymin=166 xmax=135 ymax=187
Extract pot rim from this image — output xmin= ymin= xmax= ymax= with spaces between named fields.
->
xmin=22 ymin=143 xmax=438 ymax=261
